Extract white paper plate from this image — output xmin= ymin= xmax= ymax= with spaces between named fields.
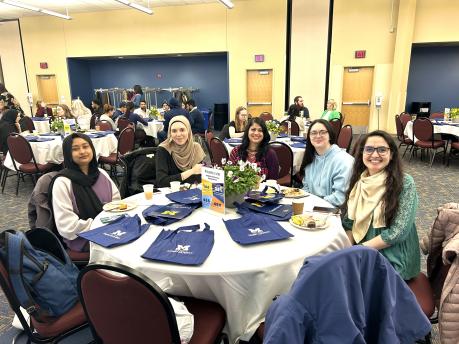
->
xmin=103 ymin=201 xmax=137 ymax=212
xmin=289 ymin=215 xmax=328 ymax=231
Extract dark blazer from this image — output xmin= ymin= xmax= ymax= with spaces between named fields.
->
xmin=189 ymin=108 xmax=205 ymax=134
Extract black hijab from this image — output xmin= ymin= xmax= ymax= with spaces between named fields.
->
xmin=0 ymin=109 xmax=19 ymax=154
xmin=60 ymin=133 xmax=102 ymax=220
xmin=1 ymin=109 xmax=18 ymax=124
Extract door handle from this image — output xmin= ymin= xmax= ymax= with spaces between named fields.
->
xmin=342 ymin=100 xmax=371 ymax=106
xmin=247 ymin=102 xmax=272 ymax=106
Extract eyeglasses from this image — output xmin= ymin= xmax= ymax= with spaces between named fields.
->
xmin=310 ymin=130 xmax=328 ymax=137
xmin=363 ymin=146 xmax=390 ymax=155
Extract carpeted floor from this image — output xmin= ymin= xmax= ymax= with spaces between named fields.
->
xmin=0 ymin=141 xmax=458 ymax=343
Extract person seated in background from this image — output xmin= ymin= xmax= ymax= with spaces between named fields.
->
xmin=157 ymin=98 xmax=190 ymax=142
xmin=131 ymin=85 xmax=144 ymax=108
xmin=35 ymin=100 xmax=52 ymax=117
xmin=122 ymin=101 xmax=148 ymax=127
xmin=100 ymin=104 xmax=116 ymax=130
xmin=320 ymin=99 xmax=341 ymax=121
xmin=229 ymin=117 xmax=279 ymax=180
xmin=0 ymin=82 xmax=24 ymax=115
xmin=0 ymin=109 xmax=21 ymax=155
xmin=51 ymin=133 xmax=120 ymax=252
xmin=56 ymin=104 xmax=75 ymax=119
xmin=71 ymin=98 xmax=92 ymax=130
xmin=91 ymin=99 xmax=103 ymax=117
xmin=342 ymin=130 xmax=421 ymax=280
xmin=0 ymin=100 xmax=6 ymax=119
xmin=300 ymin=119 xmax=354 ymax=207
xmin=159 ymin=101 xmax=170 ymax=115
xmin=112 ymin=101 xmax=126 ymax=122
xmin=227 ymin=106 xmax=248 ymax=139
xmin=287 ymin=96 xmax=309 ymax=120
xmin=286 ymin=104 xmax=306 ymax=133
xmin=134 ymin=100 xmax=148 ymax=118
xmin=185 ymin=99 xmax=205 ymax=134
xmin=156 ymin=116 xmax=205 ymax=187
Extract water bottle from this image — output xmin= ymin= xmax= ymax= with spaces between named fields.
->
xmin=287 ymin=121 xmax=291 ymax=137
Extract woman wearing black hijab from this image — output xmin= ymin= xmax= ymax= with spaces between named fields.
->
xmin=52 ymin=133 xmax=120 ymax=252
xmin=0 ymin=109 xmax=21 ymax=155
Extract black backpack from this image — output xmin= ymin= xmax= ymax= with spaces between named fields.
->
xmin=119 ymin=147 xmax=157 ymax=198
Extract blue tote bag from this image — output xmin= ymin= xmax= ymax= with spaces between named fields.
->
xmin=236 ymin=201 xmax=293 ymax=220
xmin=166 ymin=188 xmax=202 ymax=205
xmin=142 ymin=203 xmax=199 ymax=226
xmin=235 ymin=202 xmax=291 ymax=221
xmin=78 ymin=214 xmax=150 ymax=248
xmin=246 ymin=186 xmax=284 ymax=204
xmin=223 ymin=214 xmax=293 ymax=245
xmin=142 ymin=223 xmax=214 ymax=266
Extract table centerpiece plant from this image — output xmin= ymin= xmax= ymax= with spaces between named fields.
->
xmin=450 ymin=108 xmax=459 ymax=123
xmin=266 ymin=120 xmax=281 ymax=141
xmin=219 ymin=159 xmax=265 ymax=208
xmin=149 ymin=107 xmax=160 ymax=120
xmin=50 ymin=117 xmax=65 ymax=134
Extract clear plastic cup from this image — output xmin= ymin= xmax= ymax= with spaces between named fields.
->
xmin=143 ymin=184 xmax=154 ymax=200
xmin=170 ymin=181 xmax=181 ymax=192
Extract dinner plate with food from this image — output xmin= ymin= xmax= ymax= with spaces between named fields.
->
xmin=289 ymin=213 xmax=329 ymax=230
xmin=102 ymin=201 xmax=137 ymax=212
xmin=281 ymin=187 xmax=308 ymax=198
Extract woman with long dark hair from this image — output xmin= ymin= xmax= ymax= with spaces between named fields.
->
xmin=343 ymin=130 xmax=420 ymax=280
xmin=300 ymin=119 xmax=353 ymax=207
xmin=0 ymin=109 xmax=21 ymax=154
xmin=52 ymin=133 xmax=120 ymax=252
xmin=123 ymin=101 xmax=148 ymax=126
xmin=131 ymin=85 xmax=144 ymax=108
xmin=228 ymin=106 xmax=249 ymax=139
xmin=229 ymin=117 xmax=279 ymax=180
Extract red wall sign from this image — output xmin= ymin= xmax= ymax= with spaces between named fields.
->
xmin=39 ymin=62 xmax=48 ymax=69
xmin=355 ymin=50 xmax=366 ymax=59
xmin=255 ymin=54 xmax=265 ymax=62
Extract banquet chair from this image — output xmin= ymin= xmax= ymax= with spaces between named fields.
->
xmin=209 ymin=137 xmax=229 ymax=167
xmin=20 ymin=116 xmax=35 ymax=132
xmin=280 ymin=120 xmax=300 ymax=136
xmin=395 ymin=115 xmax=413 ymax=158
xmin=268 ymin=142 xmax=293 ymax=186
xmin=409 ymin=118 xmax=447 ymax=167
xmin=218 ymin=124 xmax=230 ymax=141
xmin=204 ymin=130 xmax=214 ymax=161
xmin=3 ymin=133 xmax=58 ymax=195
xmin=262 ymin=247 xmax=431 ymax=344
xmin=89 ymin=114 xmax=98 ymax=130
xmin=207 ymin=111 xmax=215 ymax=131
xmin=260 ymin=112 xmax=273 ymax=122
xmin=337 ymin=124 xmax=353 ymax=153
xmin=446 ymin=141 xmax=459 ymax=167
xmin=400 ymin=112 xmax=412 ymax=127
xmin=0 ymin=256 xmax=88 ymax=343
xmin=329 ymin=118 xmax=342 ymax=138
xmin=95 ymin=120 xmax=112 ymax=131
xmin=117 ymin=117 xmax=131 ymax=132
xmin=99 ymin=127 xmax=135 ymax=184
xmin=77 ymin=261 xmax=228 ymax=344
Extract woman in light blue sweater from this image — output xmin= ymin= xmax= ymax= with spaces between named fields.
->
xmin=300 ymin=119 xmax=354 ymax=207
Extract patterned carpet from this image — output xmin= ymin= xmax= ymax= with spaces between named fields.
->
xmin=0 ymin=142 xmax=458 ymax=343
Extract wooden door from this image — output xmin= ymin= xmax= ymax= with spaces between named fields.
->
xmin=37 ymin=75 xmax=59 ymax=105
xmin=247 ymin=70 xmax=272 ymax=116
xmin=341 ymin=67 xmax=374 ymax=133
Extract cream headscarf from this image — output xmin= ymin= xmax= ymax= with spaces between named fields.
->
xmin=347 ymin=170 xmax=387 ymax=243
xmin=159 ymin=115 xmax=205 ymax=171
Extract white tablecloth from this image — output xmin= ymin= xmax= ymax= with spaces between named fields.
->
xmin=3 ymin=134 xmax=118 ymax=170
xmin=138 ymin=121 xmax=164 ymax=138
xmin=404 ymin=120 xmax=459 ymax=142
xmin=225 ymin=137 xmax=306 ymax=174
xmin=90 ymin=190 xmax=350 ymax=343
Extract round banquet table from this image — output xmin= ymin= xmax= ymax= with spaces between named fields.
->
xmin=89 ymin=188 xmax=351 ymax=343
xmin=3 ymin=133 xmax=118 ymax=171
xmin=32 ymin=117 xmax=51 ymax=134
xmin=404 ymin=120 xmax=459 ymax=142
xmin=137 ymin=120 xmax=164 ymax=138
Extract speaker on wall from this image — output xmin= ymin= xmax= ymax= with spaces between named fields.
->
xmin=213 ymin=103 xmax=228 ymax=131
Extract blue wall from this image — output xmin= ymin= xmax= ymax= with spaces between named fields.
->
xmin=67 ymin=54 xmax=229 ymax=111
xmin=406 ymin=45 xmax=459 ymax=113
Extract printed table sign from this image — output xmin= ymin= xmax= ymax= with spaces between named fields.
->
xmin=202 ymin=167 xmax=225 ymax=214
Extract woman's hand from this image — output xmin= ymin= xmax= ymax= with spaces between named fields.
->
xmin=191 ymin=164 xmax=202 ymax=175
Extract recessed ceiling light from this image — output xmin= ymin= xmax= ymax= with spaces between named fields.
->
xmin=118 ymin=56 xmax=124 ymax=59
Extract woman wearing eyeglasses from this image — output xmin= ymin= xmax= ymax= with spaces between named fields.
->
xmin=300 ymin=119 xmax=354 ymax=207
xmin=342 ymin=130 xmax=420 ymax=280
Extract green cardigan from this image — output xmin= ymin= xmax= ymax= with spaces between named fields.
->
xmin=342 ymin=174 xmax=421 ymax=280
xmin=320 ymin=110 xmax=341 ymax=121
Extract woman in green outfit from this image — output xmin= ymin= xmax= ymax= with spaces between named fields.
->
xmin=320 ymin=99 xmax=341 ymax=121
xmin=342 ymin=130 xmax=420 ymax=280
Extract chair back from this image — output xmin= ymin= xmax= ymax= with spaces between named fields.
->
xmin=117 ymin=118 xmax=130 ymax=132
xmin=90 ymin=114 xmax=98 ymax=129
xmin=429 ymin=112 xmax=444 ymax=120
xmin=205 ymin=130 xmax=214 ymax=145
xmin=21 ymin=116 xmax=35 ymax=132
xmin=208 ymin=111 xmax=214 ymax=130
xmin=209 ymin=137 xmax=229 ymax=167
xmin=329 ymin=118 xmax=342 ymax=138
xmin=260 ymin=112 xmax=273 ymax=122
xmin=400 ymin=112 xmax=412 ymax=127
xmin=268 ymin=142 xmax=293 ymax=186
xmin=78 ymin=262 xmax=181 ymax=344
xmin=96 ymin=120 xmax=112 ymax=131
xmin=395 ymin=115 xmax=404 ymax=141
xmin=413 ymin=118 xmax=434 ymax=142
xmin=280 ymin=120 xmax=300 ymax=136
xmin=337 ymin=125 xmax=353 ymax=152
xmin=118 ymin=127 xmax=135 ymax=156
xmin=7 ymin=133 xmax=35 ymax=166
xmin=218 ymin=124 xmax=231 ymax=141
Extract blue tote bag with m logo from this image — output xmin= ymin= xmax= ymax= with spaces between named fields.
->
xmin=142 ymin=223 xmax=214 ymax=266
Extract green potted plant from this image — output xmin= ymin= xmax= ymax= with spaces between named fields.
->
xmin=266 ymin=120 xmax=281 ymax=141
xmin=450 ymin=108 xmax=459 ymax=123
xmin=50 ymin=117 xmax=64 ymax=134
xmin=149 ymin=107 xmax=160 ymax=120
xmin=221 ymin=159 xmax=264 ymax=208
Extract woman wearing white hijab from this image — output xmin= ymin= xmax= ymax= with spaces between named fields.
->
xmin=156 ymin=115 xmax=206 ymax=187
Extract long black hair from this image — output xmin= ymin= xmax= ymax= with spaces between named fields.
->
xmin=0 ymin=83 xmax=7 ymax=94
xmin=300 ymin=119 xmax=336 ymax=174
xmin=62 ymin=133 xmax=99 ymax=176
xmin=133 ymin=85 xmax=143 ymax=95
xmin=344 ymin=130 xmax=403 ymax=227
xmin=238 ymin=117 xmax=270 ymax=161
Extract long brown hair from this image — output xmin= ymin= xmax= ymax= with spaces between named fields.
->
xmin=235 ymin=106 xmax=248 ymax=132
xmin=344 ymin=130 xmax=403 ymax=226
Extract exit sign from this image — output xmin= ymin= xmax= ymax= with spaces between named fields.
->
xmin=355 ymin=50 xmax=366 ymax=59
xmin=255 ymin=54 xmax=264 ymax=62
xmin=39 ymin=62 xmax=48 ymax=69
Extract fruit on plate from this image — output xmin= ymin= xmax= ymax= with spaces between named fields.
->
xmin=118 ymin=203 xmax=128 ymax=210
xmin=291 ymin=214 xmax=326 ymax=228
xmin=282 ymin=188 xmax=305 ymax=197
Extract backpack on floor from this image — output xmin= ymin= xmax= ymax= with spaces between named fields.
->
xmin=0 ymin=228 xmax=79 ymax=321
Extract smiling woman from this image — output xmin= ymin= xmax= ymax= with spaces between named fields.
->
xmin=155 ymin=115 xmax=206 ymax=187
